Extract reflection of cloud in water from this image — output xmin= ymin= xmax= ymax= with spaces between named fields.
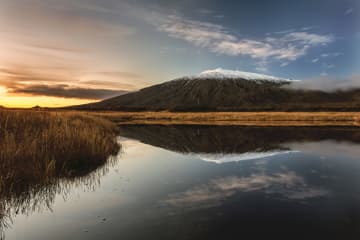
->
xmin=163 ymin=172 xmax=329 ymax=209
xmin=195 ymin=150 xmax=298 ymax=164
xmin=284 ymin=141 xmax=360 ymax=160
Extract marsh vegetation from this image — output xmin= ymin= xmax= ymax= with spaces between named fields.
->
xmin=0 ymin=110 xmax=120 ymax=235
xmin=94 ymin=111 xmax=360 ymax=126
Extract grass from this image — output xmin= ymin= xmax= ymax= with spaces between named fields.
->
xmin=0 ymin=109 xmax=120 ymax=194
xmin=91 ymin=111 xmax=360 ymax=126
xmin=0 ymin=109 xmax=120 ymax=231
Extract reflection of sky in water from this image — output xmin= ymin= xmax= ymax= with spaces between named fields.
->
xmin=163 ymin=172 xmax=329 ymax=210
xmin=5 ymin=135 xmax=360 ymax=239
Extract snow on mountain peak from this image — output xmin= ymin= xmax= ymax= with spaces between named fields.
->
xmin=197 ymin=68 xmax=296 ymax=82
xmin=177 ymin=68 xmax=298 ymax=83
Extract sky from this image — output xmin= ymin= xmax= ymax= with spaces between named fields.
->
xmin=0 ymin=0 xmax=359 ymax=107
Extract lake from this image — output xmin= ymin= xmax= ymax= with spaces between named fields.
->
xmin=3 ymin=125 xmax=360 ymax=239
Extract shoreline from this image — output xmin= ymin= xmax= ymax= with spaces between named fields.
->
xmin=2 ymin=109 xmax=359 ymax=126
xmin=90 ymin=111 xmax=360 ymax=127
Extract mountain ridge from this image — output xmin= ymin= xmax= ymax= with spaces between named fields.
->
xmin=71 ymin=69 xmax=360 ymax=111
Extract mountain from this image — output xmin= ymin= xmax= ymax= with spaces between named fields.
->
xmin=73 ymin=68 xmax=360 ymax=111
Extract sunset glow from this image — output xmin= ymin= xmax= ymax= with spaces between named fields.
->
xmin=0 ymin=93 xmax=96 ymax=108
xmin=0 ymin=0 xmax=359 ymax=108
xmin=0 ymin=86 xmax=6 ymax=95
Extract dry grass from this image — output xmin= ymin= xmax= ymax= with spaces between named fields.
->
xmin=91 ymin=111 xmax=360 ymax=126
xmin=0 ymin=109 xmax=121 ymax=234
xmin=0 ymin=109 xmax=120 ymax=199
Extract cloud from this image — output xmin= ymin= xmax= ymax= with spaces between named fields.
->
xmin=0 ymin=66 xmax=70 ymax=84
xmin=345 ymin=8 xmax=354 ymax=15
xmin=286 ymin=75 xmax=360 ymax=90
xmin=163 ymin=171 xmax=328 ymax=209
xmin=7 ymin=84 xmax=127 ymax=99
xmin=156 ymin=15 xmax=236 ymax=47
xmin=81 ymin=80 xmax=139 ymax=90
xmin=198 ymin=9 xmax=214 ymax=15
xmin=24 ymin=43 xmax=84 ymax=53
xmin=301 ymin=26 xmax=316 ymax=31
xmin=320 ymin=72 xmax=328 ymax=77
xmin=214 ymin=15 xmax=225 ymax=19
xmin=312 ymin=58 xmax=319 ymax=63
xmin=1 ymin=1 xmax=135 ymax=40
xmin=273 ymin=29 xmax=296 ymax=34
xmin=0 ymin=66 xmax=134 ymax=99
xmin=284 ymin=32 xmax=333 ymax=45
xmin=321 ymin=52 xmax=343 ymax=58
xmin=323 ymin=63 xmax=335 ymax=69
xmin=150 ymin=14 xmax=334 ymax=68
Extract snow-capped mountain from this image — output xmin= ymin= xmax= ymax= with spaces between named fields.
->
xmin=179 ymin=68 xmax=298 ymax=83
xmin=74 ymin=68 xmax=359 ymax=111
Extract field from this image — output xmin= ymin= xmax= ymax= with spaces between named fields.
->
xmin=91 ymin=111 xmax=360 ymax=126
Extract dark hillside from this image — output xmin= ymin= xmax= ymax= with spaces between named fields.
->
xmin=72 ymin=78 xmax=360 ymax=111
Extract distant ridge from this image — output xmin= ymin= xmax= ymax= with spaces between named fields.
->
xmin=71 ymin=69 xmax=360 ymax=111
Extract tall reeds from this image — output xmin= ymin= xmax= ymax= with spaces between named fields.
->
xmin=0 ymin=110 xmax=120 ymax=233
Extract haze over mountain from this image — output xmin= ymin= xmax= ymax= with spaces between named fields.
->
xmin=74 ymin=69 xmax=360 ymax=111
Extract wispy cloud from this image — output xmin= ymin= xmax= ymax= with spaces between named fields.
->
xmin=345 ymin=8 xmax=354 ymax=15
xmin=155 ymin=15 xmax=236 ymax=48
xmin=301 ymin=26 xmax=316 ymax=31
xmin=320 ymin=52 xmax=343 ymax=58
xmin=273 ymin=29 xmax=296 ymax=35
xmin=198 ymin=8 xmax=214 ymax=15
xmin=1 ymin=1 xmax=135 ymax=40
xmin=150 ymin=14 xmax=335 ymax=70
xmin=7 ymin=84 xmax=127 ymax=99
xmin=287 ymin=75 xmax=360 ymax=90
xmin=323 ymin=63 xmax=335 ymax=69
xmin=0 ymin=66 xmax=135 ymax=99
xmin=312 ymin=58 xmax=319 ymax=63
xmin=320 ymin=72 xmax=328 ymax=77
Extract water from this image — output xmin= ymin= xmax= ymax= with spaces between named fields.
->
xmin=3 ymin=125 xmax=360 ymax=239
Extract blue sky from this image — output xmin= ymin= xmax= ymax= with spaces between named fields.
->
xmin=0 ymin=0 xmax=359 ymax=106
xmin=129 ymin=0 xmax=359 ymax=79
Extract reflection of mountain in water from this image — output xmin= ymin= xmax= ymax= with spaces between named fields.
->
xmin=196 ymin=151 xmax=297 ymax=164
xmin=118 ymin=125 xmax=360 ymax=155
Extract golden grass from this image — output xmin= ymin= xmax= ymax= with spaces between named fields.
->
xmin=0 ymin=109 xmax=121 ymax=234
xmin=90 ymin=111 xmax=360 ymax=126
xmin=0 ymin=109 xmax=120 ymax=200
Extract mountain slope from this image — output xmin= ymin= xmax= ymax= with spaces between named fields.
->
xmin=73 ymin=69 xmax=360 ymax=111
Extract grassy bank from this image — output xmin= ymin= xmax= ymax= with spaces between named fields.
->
xmin=0 ymin=110 xmax=120 ymax=212
xmin=92 ymin=111 xmax=360 ymax=126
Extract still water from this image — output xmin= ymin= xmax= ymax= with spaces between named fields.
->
xmin=3 ymin=125 xmax=360 ymax=239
